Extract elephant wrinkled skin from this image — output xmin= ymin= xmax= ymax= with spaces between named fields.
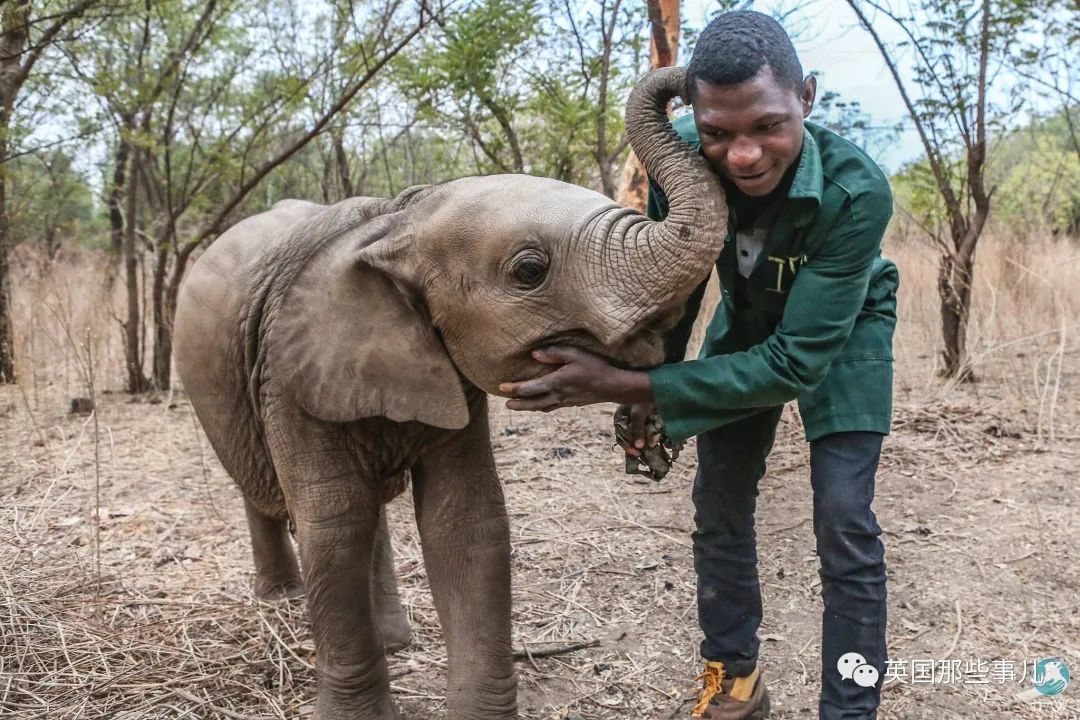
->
xmin=173 ymin=67 xmax=727 ymax=719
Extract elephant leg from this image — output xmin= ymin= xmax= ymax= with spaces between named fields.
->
xmin=244 ymin=497 xmax=303 ymax=602
xmin=372 ymin=513 xmax=412 ymax=654
xmin=272 ymin=428 xmax=397 ymax=720
xmin=411 ymin=398 xmax=516 ymax=720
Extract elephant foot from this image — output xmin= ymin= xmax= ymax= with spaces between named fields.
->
xmin=313 ymin=703 xmax=399 ymax=720
xmin=312 ymin=659 xmax=401 ymax=720
xmin=255 ymin=575 xmax=304 ymax=603
xmin=378 ymin=611 xmax=412 ymax=654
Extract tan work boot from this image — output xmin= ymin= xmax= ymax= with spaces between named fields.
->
xmin=690 ymin=661 xmax=771 ymax=719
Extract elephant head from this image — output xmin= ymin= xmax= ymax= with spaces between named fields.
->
xmin=267 ymin=67 xmax=726 ymax=430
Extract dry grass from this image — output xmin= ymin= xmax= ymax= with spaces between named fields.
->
xmin=887 ymin=233 xmax=1079 ymax=413
xmin=0 ymin=233 xmax=1077 ymax=719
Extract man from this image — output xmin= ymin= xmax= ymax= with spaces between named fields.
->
xmin=500 ymin=10 xmax=898 ymax=720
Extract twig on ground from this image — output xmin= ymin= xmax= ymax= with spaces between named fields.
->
xmin=169 ymin=688 xmax=271 ymax=720
xmin=512 ymin=639 xmax=600 ymax=661
xmin=944 ymin=599 xmax=963 ymax=658
xmin=87 ymin=328 xmax=102 ymax=607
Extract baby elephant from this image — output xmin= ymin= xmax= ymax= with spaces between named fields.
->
xmin=173 ymin=67 xmax=725 ymax=719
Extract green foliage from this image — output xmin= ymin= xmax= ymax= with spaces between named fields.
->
xmin=896 ymin=0 xmax=1035 ymax=198
xmin=890 ymin=156 xmax=954 ymax=231
xmin=395 ymin=0 xmax=646 ymax=186
xmin=5 ymin=149 xmax=100 ymax=251
xmin=891 ymin=104 xmax=1080 ymax=236
xmin=524 ymin=1 xmax=647 ymax=186
xmin=846 ymin=0 xmax=1075 ymax=253
xmin=411 ymin=0 xmax=538 ymax=100
xmin=396 ymin=0 xmax=540 ymax=173
xmin=993 ymin=110 xmax=1080 ymax=235
xmin=12 ymin=0 xmax=652 ymax=251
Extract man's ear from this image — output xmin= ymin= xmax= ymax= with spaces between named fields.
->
xmin=801 ymin=74 xmax=817 ymax=118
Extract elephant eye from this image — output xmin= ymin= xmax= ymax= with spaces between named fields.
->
xmin=510 ymin=250 xmax=549 ymax=290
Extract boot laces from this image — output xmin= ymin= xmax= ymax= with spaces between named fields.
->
xmin=691 ymin=663 xmax=725 ymax=717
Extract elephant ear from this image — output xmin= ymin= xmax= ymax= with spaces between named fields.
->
xmin=269 ymin=215 xmax=470 ymax=429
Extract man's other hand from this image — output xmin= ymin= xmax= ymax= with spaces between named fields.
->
xmin=498 ymin=346 xmax=654 ymax=412
xmin=617 ymin=403 xmax=661 ymax=458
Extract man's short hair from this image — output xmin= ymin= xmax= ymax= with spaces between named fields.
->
xmin=687 ymin=11 xmax=804 ymax=96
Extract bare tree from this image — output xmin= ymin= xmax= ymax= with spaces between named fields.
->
xmin=67 ymin=0 xmax=435 ymax=392
xmin=1010 ymin=0 xmax=1079 ymax=165
xmin=591 ymin=0 xmax=626 ymax=198
xmin=0 ymin=0 xmax=100 ymax=383
xmin=847 ymin=0 xmax=1032 ymax=379
xmin=551 ymin=0 xmax=641 ymax=198
xmin=614 ymin=0 xmax=679 ymax=210
xmin=66 ymin=0 xmax=222 ymax=392
xmin=154 ymin=1 xmax=436 ymax=391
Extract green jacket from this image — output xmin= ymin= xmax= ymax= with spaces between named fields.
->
xmin=647 ymin=116 xmax=899 ymax=443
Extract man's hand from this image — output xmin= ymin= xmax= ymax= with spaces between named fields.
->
xmin=498 ymin=346 xmax=654 ymax=412
xmin=617 ymin=403 xmax=660 ymax=458
xmin=613 ymin=404 xmax=683 ymax=481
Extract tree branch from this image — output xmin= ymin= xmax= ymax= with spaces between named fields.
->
xmin=959 ymin=0 xmax=991 ymax=262
xmin=190 ymin=2 xmax=434 ymax=248
xmin=845 ymin=0 xmax=964 ymax=225
xmin=594 ymin=0 xmax=622 ymax=198
xmin=11 ymin=0 xmax=100 ymax=87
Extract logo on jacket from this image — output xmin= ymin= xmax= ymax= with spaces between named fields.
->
xmin=765 ymin=254 xmax=807 ymax=293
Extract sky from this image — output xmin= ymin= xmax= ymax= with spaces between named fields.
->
xmin=682 ymin=0 xmax=927 ymax=172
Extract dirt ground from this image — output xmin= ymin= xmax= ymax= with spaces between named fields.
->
xmin=1 ymin=238 xmax=1078 ymax=719
xmin=1 ymin=354 xmax=1077 ymax=719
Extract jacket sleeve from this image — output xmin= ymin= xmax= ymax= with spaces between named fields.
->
xmin=648 ymin=185 xmax=893 ymax=443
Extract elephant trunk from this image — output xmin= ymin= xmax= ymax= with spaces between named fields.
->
xmin=592 ymin=67 xmax=726 ymax=333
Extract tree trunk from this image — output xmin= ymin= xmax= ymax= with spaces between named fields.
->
xmin=646 ymin=0 xmax=679 ymax=69
xmin=103 ymin=139 xmax=129 ymax=292
xmin=615 ymin=0 xmax=679 ymax=211
xmin=937 ymin=244 xmax=976 ymax=381
xmin=332 ymin=127 xmax=354 ymax=198
xmin=0 ymin=164 xmax=14 ymax=383
xmin=44 ymin=227 xmax=60 ymax=261
xmin=0 ymin=2 xmax=28 ymax=384
xmin=123 ymin=141 xmax=149 ymax=393
xmin=319 ymin=136 xmax=334 ymax=204
xmin=154 ymin=246 xmax=192 ymax=392
xmin=151 ymin=242 xmax=170 ymax=390
xmin=594 ymin=0 xmax=623 ymax=199
xmin=478 ymin=91 xmax=524 ymax=173
xmin=615 ymin=150 xmax=651 ymax=211
xmin=108 ymin=137 xmax=129 ymax=257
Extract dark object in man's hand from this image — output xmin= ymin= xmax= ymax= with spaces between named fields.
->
xmin=612 ymin=406 xmax=683 ymax=481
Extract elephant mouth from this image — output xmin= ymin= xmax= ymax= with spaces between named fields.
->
xmin=612 ymin=331 xmax=668 ymax=370
xmin=526 ymin=327 xmax=667 ymax=373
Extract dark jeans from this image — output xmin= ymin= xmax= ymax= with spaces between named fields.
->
xmin=692 ymin=407 xmax=887 ymax=720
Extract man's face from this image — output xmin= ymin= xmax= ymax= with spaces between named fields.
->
xmin=691 ymin=66 xmax=815 ymax=197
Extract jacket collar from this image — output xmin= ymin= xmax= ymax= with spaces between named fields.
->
xmin=786 ymin=124 xmax=823 ymax=228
